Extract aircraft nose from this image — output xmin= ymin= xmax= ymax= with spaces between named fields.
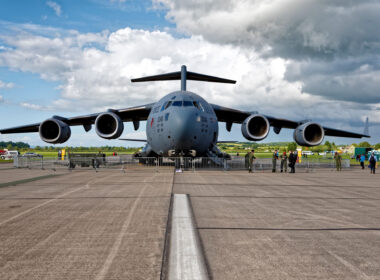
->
xmin=170 ymin=110 xmax=197 ymax=149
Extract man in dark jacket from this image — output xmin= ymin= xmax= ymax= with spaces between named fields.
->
xmin=289 ymin=151 xmax=297 ymax=173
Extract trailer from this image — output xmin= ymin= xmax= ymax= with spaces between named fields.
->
xmin=68 ymin=152 xmax=106 ymax=169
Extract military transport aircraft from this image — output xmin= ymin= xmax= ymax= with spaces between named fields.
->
xmin=0 ymin=65 xmax=370 ymax=158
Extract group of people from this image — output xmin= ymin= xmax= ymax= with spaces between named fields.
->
xmin=247 ymin=149 xmax=378 ymax=174
xmin=246 ymin=149 xmax=298 ymax=173
xmin=272 ymin=150 xmax=298 ymax=173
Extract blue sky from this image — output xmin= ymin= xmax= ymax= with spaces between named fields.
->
xmin=0 ymin=0 xmax=379 ymax=148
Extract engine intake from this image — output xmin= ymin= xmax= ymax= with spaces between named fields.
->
xmin=241 ymin=114 xmax=270 ymax=141
xmin=293 ymin=122 xmax=324 ymax=146
xmin=95 ymin=112 xmax=124 ymax=139
xmin=39 ymin=118 xmax=71 ymax=144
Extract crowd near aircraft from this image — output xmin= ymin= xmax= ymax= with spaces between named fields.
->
xmin=0 ymin=65 xmax=370 ymax=158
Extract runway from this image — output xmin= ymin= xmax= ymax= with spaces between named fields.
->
xmin=0 ymin=167 xmax=379 ymax=279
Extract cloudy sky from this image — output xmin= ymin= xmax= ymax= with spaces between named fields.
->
xmin=0 ymin=0 xmax=379 ymax=147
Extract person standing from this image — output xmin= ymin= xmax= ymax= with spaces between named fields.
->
xmin=272 ymin=150 xmax=279 ymax=172
xmin=360 ymin=154 xmax=365 ymax=169
xmin=280 ymin=151 xmax=288 ymax=173
xmin=289 ymin=151 xmax=297 ymax=173
xmin=248 ymin=149 xmax=256 ymax=173
xmin=369 ymin=152 xmax=377 ymax=174
xmin=334 ymin=152 xmax=342 ymax=171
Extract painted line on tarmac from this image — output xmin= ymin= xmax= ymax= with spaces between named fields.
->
xmin=0 ymin=174 xmax=64 ymax=188
xmin=168 ymin=194 xmax=209 ymax=280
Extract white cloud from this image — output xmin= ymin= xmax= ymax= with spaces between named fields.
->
xmin=0 ymin=95 xmax=3 ymax=103
xmin=20 ymin=102 xmax=50 ymax=111
xmin=46 ymin=1 xmax=62 ymax=17
xmin=155 ymin=0 xmax=380 ymax=58
xmin=0 ymin=24 xmax=378 ymax=143
xmin=0 ymin=80 xmax=15 ymax=89
xmin=154 ymin=0 xmax=380 ymax=107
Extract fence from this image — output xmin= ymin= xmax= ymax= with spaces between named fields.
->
xmin=13 ymin=155 xmax=350 ymax=172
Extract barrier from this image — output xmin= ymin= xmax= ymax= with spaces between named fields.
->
xmin=13 ymin=155 xmax=350 ymax=172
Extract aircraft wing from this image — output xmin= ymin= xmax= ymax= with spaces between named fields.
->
xmin=0 ymin=103 xmax=154 ymax=134
xmin=211 ymin=104 xmax=370 ymax=138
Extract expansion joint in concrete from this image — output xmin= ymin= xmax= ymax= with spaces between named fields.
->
xmin=167 ymin=194 xmax=209 ymax=280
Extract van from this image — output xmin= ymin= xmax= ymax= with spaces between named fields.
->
xmin=1 ymin=150 xmax=20 ymax=160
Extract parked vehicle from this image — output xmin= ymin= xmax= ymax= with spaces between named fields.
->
xmin=0 ymin=150 xmax=20 ymax=160
xmin=22 ymin=152 xmax=43 ymax=158
xmin=68 ymin=152 xmax=106 ymax=168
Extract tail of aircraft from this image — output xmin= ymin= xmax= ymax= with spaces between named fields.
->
xmin=131 ymin=65 xmax=236 ymax=91
xmin=364 ymin=117 xmax=369 ymax=136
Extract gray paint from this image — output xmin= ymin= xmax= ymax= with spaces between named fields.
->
xmin=146 ymin=91 xmax=218 ymax=157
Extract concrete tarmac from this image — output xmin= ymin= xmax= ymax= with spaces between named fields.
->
xmin=174 ymin=169 xmax=380 ymax=280
xmin=0 ymin=169 xmax=173 ymax=280
xmin=0 ymin=167 xmax=379 ymax=279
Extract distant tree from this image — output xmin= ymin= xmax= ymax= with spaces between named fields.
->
xmin=324 ymin=141 xmax=332 ymax=151
xmin=288 ymin=142 xmax=297 ymax=151
xmin=358 ymin=141 xmax=372 ymax=148
xmin=374 ymin=143 xmax=380 ymax=150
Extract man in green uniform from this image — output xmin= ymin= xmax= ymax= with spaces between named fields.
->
xmin=280 ymin=151 xmax=288 ymax=173
xmin=272 ymin=150 xmax=279 ymax=172
xmin=248 ymin=149 xmax=256 ymax=173
xmin=334 ymin=152 xmax=342 ymax=171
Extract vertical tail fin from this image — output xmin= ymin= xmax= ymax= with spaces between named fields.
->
xmin=364 ymin=117 xmax=369 ymax=136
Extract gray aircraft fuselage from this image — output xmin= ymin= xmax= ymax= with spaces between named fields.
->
xmin=145 ymin=91 xmax=218 ymax=157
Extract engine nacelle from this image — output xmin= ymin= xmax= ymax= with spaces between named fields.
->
xmin=39 ymin=118 xmax=71 ymax=144
xmin=95 ymin=112 xmax=124 ymax=139
xmin=293 ymin=122 xmax=325 ymax=146
xmin=241 ymin=114 xmax=270 ymax=141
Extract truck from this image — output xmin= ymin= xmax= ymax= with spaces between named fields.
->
xmin=68 ymin=152 xmax=106 ymax=169
xmin=354 ymin=147 xmax=373 ymax=160
xmin=0 ymin=150 xmax=20 ymax=160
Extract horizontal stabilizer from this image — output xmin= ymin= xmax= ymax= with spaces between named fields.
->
xmin=131 ymin=65 xmax=235 ymax=91
xmin=132 ymin=71 xmax=235 ymax=84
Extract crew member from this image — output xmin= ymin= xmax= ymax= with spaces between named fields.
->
xmin=272 ymin=150 xmax=278 ymax=172
xmin=334 ymin=152 xmax=342 ymax=171
xmin=248 ymin=149 xmax=256 ymax=173
xmin=280 ymin=151 xmax=288 ymax=173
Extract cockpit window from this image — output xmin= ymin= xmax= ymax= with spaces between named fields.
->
xmin=198 ymin=102 xmax=205 ymax=112
xmin=171 ymin=96 xmax=176 ymax=100
xmin=183 ymin=101 xmax=192 ymax=107
xmin=161 ymin=101 xmax=173 ymax=111
xmin=172 ymin=101 xmax=182 ymax=106
xmin=165 ymin=101 xmax=172 ymax=109
xmin=193 ymin=101 xmax=200 ymax=109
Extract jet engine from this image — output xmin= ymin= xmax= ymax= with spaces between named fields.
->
xmin=293 ymin=122 xmax=324 ymax=146
xmin=241 ymin=114 xmax=270 ymax=141
xmin=39 ymin=118 xmax=71 ymax=144
xmin=95 ymin=112 xmax=124 ymax=139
